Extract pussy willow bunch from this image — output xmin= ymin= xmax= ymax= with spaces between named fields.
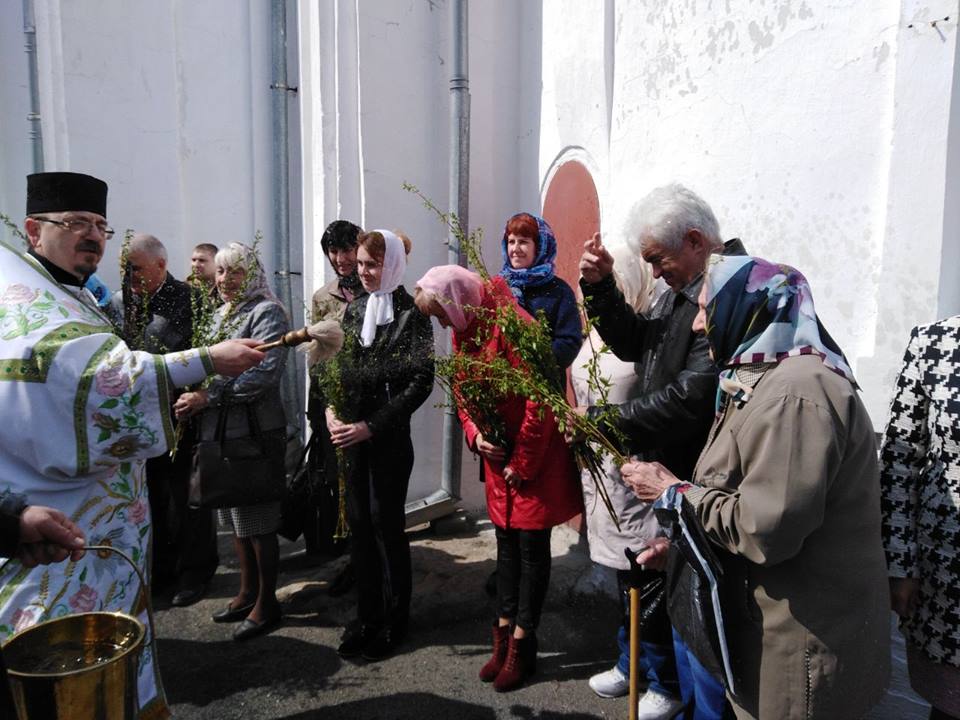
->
xmin=169 ymin=234 xmax=264 ymax=460
xmin=314 ymin=332 xmax=360 ymax=539
xmin=404 ymin=182 xmax=626 ymax=529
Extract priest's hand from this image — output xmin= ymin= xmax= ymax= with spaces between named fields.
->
xmin=621 ymin=460 xmax=679 ymax=501
xmin=173 ymin=390 xmax=209 ymax=419
xmin=18 ymin=506 xmax=86 ymax=568
xmin=579 ymin=232 xmax=615 ymax=285
xmin=208 ymin=339 xmax=265 ymax=377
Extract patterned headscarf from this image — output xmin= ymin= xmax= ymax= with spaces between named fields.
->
xmin=703 ymin=255 xmax=856 ymax=407
xmin=360 ymin=229 xmax=406 ymax=347
xmin=498 ymin=214 xmax=557 ymax=302
xmin=415 ymin=265 xmax=485 ymax=332
xmin=215 ymin=242 xmax=279 ymax=313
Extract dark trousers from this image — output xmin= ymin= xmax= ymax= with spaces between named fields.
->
xmin=346 ymin=436 xmax=413 ymax=629
xmin=148 ymin=432 xmax=218 ymax=589
xmin=495 ymin=526 xmax=552 ymax=632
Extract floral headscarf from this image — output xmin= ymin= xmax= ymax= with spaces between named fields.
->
xmin=215 ymin=242 xmax=279 ymax=313
xmin=498 ymin=214 xmax=557 ymax=302
xmin=416 ymin=265 xmax=485 ymax=332
xmin=703 ymin=255 xmax=856 ymax=407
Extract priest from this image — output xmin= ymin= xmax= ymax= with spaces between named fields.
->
xmin=0 ymin=171 xmax=264 ymax=719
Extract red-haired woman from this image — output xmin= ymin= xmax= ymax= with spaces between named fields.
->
xmin=499 ymin=213 xmax=582 ymax=380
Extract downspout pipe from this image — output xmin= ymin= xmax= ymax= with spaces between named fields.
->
xmin=270 ymin=0 xmax=302 ymax=430
xmin=406 ymin=0 xmax=470 ymax=527
xmin=23 ymin=0 xmax=44 ymax=172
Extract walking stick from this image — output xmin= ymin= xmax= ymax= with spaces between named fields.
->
xmin=624 ymin=546 xmax=645 ymax=720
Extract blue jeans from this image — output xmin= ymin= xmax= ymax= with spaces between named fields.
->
xmin=615 ymin=569 xmax=680 ymax=699
xmin=672 ymin=629 xmax=735 ymax=720
xmin=616 ymin=625 xmax=680 ymax=698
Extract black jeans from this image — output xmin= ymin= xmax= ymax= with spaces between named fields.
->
xmin=495 ymin=526 xmax=552 ymax=632
xmin=346 ymin=435 xmax=413 ymax=630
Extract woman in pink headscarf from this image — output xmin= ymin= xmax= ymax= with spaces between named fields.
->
xmin=415 ymin=265 xmax=582 ymax=693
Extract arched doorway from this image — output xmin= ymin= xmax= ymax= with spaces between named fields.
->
xmin=541 ymin=158 xmax=600 ymax=291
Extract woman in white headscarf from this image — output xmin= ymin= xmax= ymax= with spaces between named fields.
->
xmin=326 ymin=229 xmax=435 ymax=662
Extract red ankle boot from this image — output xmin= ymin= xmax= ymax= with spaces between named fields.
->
xmin=493 ymin=633 xmax=537 ymax=692
xmin=479 ymin=623 xmax=510 ymax=682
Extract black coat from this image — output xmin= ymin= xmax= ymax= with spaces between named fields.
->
xmin=109 ymin=273 xmax=196 ymax=353
xmin=341 ymin=286 xmax=435 ymax=442
xmin=581 ymin=239 xmax=747 ymax=481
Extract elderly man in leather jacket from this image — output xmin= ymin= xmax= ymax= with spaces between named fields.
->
xmin=109 ymin=234 xmax=218 ymax=607
xmin=577 ymin=183 xmax=746 ymax=720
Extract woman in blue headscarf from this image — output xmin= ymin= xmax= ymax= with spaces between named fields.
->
xmin=620 ymin=255 xmax=891 ymax=720
xmin=499 ymin=213 xmax=582 ymax=375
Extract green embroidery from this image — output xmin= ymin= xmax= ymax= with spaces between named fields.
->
xmin=153 ymin=353 xmax=175 ymax=449
xmin=76 ymin=336 xmax=121 ymax=474
xmin=0 ymin=322 xmax=112 ymax=383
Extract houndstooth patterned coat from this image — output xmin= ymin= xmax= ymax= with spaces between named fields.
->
xmin=880 ymin=316 xmax=960 ymax=667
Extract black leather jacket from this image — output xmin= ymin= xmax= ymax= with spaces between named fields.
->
xmin=109 ymin=273 xmax=196 ymax=353
xmin=580 ymin=238 xmax=747 ymax=480
xmin=342 ymin=287 xmax=435 ymax=439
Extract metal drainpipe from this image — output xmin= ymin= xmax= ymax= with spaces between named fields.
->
xmin=270 ymin=0 xmax=302 ymax=431
xmin=23 ymin=0 xmax=44 ymax=172
xmin=441 ymin=0 xmax=470 ymax=507
xmin=404 ymin=0 xmax=470 ymax=527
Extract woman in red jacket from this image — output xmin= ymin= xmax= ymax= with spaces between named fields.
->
xmin=415 ymin=265 xmax=582 ymax=692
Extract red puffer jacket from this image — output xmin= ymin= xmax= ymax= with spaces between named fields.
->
xmin=454 ymin=278 xmax=582 ymax=531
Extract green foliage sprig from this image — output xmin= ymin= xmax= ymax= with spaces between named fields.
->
xmin=315 ymin=331 xmax=360 ymax=539
xmin=0 ymin=213 xmax=27 ymax=249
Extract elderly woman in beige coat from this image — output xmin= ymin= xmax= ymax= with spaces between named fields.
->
xmin=624 ymin=254 xmax=890 ymax=720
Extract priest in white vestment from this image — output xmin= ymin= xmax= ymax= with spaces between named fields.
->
xmin=0 ymin=172 xmax=264 ymax=719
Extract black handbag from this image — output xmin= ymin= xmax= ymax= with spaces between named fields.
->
xmin=189 ymin=404 xmax=287 ymax=509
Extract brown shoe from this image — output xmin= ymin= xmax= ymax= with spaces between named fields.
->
xmin=479 ymin=623 xmax=510 ymax=682
xmin=493 ymin=633 xmax=537 ymax=692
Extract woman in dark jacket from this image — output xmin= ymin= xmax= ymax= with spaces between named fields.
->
xmin=415 ymin=265 xmax=582 ymax=693
xmin=498 ymin=213 xmax=582 ymax=376
xmin=174 ymin=242 xmax=289 ymax=642
xmin=327 ymin=229 xmax=434 ymax=662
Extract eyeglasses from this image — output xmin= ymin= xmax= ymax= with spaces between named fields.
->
xmin=33 ymin=216 xmax=115 ymax=239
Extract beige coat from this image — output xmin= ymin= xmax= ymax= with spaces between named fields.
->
xmin=684 ymin=355 xmax=890 ymax=720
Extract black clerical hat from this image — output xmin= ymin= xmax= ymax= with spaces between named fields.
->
xmin=26 ymin=172 xmax=108 ymax=217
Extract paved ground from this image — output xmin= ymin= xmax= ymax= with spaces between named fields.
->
xmin=153 ymin=515 xmax=930 ymax=719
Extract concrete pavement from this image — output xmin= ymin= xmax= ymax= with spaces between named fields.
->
xmin=153 ymin=516 xmax=929 ymax=719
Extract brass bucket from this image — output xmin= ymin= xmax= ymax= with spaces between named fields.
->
xmin=1 ymin=545 xmax=162 ymax=720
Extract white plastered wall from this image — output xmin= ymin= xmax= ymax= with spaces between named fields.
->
xmin=540 ymin=0 xmax=960 ymax=427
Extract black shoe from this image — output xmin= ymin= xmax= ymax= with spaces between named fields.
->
xmin=328 ymin=562 xmax=355 ymax=597
xmin=337 ymin=623 xmax=376 ymax=659
xmin=171 ymin=583 xmax=208 ymax=608
xmin=361 ymin=625 xmax=401 ymax=662
xmin=233 ymin=613 xmax=282 ymax=641
xmin=212 ymin=600 xmax=256 ymax=623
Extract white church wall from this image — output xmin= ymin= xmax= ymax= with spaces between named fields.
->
xmin=2 ymin=0 xmax=281 ymax=295
xmin=540 ymin=0 xmax=960 ymax=426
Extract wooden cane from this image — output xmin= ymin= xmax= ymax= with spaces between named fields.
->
xmin=629 ymin=585 xmax=640 ymax=720
xmin=624 ymin=546 xmax=644 ymax=720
